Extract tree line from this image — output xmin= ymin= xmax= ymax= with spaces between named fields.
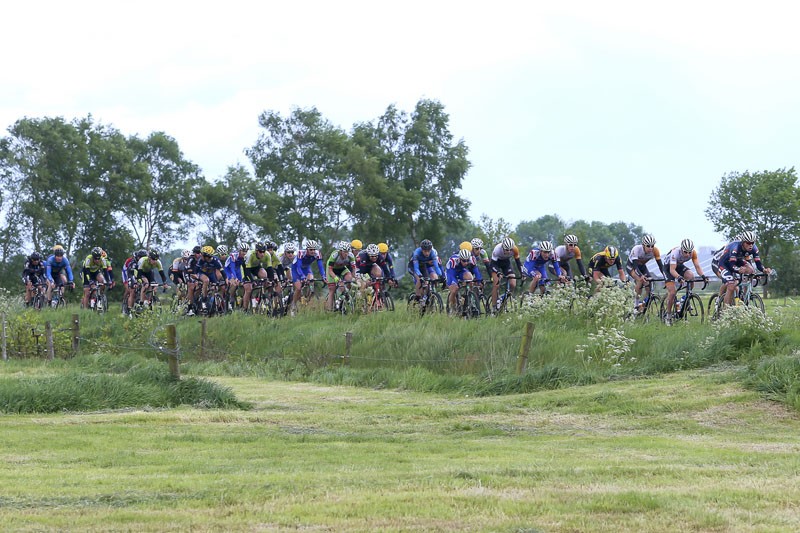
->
xmin=1 ymin=100 xmax=798 ymax=294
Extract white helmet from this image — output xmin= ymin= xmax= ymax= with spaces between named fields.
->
xmin=338 ymin=240 xmax=351 ymax=252
xmin=366 ymin=243 xmax=380 ymax=256
xmin=470 ymin=238 xmax=484 ymax=249
xmin=501 ymin=237 xmax=515 ymax=251
xmin=539 ymin=240 xmax=554 ymax=252
xmin=739 ymin=231 xmax=756 ymax=243
xmin=305 ymin=240 xmax=320 ymax=250
xmin=182 ymin=249 xmax=191 ymax=259
xmin=680 ymin=238 xmax=694 ymax=253
xmin=237 ymin=242 xmax=250 ymax=252
xmin=642 ymin=234 xmax=656 ymax=247
xmin=458 ymin=249 xmax=472 ymax=261
xmin=564 ymin=234 xmax=578 ymax=245
xmin=216 ymin=244 xmax=229 ymax=256
xmin=283 ymin=243 xmax=297 ymax=253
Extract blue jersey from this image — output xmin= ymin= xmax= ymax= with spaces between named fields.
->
xmin=45 ymin=255 xmax=74 ymax=283
xmin=719 ymin=241 xmax=763 ymax=272
xmin=408 ymin=247 xmax=443 ymax=277
xmin=292 ymin=250 xmax=326 ymax=280
xmin=224 ymin=254 xmax=246 ymax=281
xmin=523 ymin=249 xmax=562 ymax=277
xmin=445 ymin=253 xmax=482 ymax=286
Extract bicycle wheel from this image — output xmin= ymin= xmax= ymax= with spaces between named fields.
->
xmin=381 ymin=292 xmax=395 ymax=312
xmin=407 ymin=293 xmax=420 ymax=313
xmin=270 ymin=291 xmax=285 ymax=318
xmin=96 ymin=293 xmax=108 ymax=313
xmin=643 ymin=295 xmax=662 ymax=323
xmin=425 ymin=292 xmax=443 ymax=314
xmin=55 ymin=295 xmax=67 ymax=309
xmin=748 ymin=293 xmax=765 ymax=314
xmin=465 ymin=291 xmax=482 ymax=319
xmin=682 ymin=294 xmax=704 ymax=324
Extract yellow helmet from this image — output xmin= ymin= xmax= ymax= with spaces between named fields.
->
xmin=604 ymin=246 xmax=619 ymax=260
xmin=459 ymin=241 xmax=473 ymax=251
xmin=201 ymin=245 xmax=215 ymax=256
xmin=53 ymin=244 xmax=64 ymax=252
xmin=378 ymin=242 xmax=389 ymax=254
xmin=350 ymin=239 xmax=363 ymax=251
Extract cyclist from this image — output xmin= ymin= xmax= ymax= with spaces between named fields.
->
xmin=626 ymin=234 xmax=665 ymax=311
xmin=663 ymin=238 xmax=707 ymax=324
xmin=276 ymin=243 xmax=296 ymax=286
xmin=469 ymin=238 xmax=492 ymax=279
xmin=122 ymin=249 xmax=147 ymax=315
xmin=100 ymin=249 xmax=115 ymax=289
xmin=489 ymin=237 xmax=523 ymax=310
xmin=552 ymin=234 xmax=588 ymax=281
xmin=224 ymin=243 xmax=249 ymax=309
xmin=350 ymin=239 xmax=363 ymax=256
xmin=184 ymin=245 xmax=204 ymax=315
xmin=445 ymin=248 xmax=482 ymax=313
xmin=522 ymin=240 xmax=566 ymax=295
xmin=717 ymin=231 xmax=771 ymax=307
xmin=195 ymin=245 xmax=224 ymax=310
xmin=291 ymin=240 xmax=327 ymax=310
xmin=377 ymin=242 xmax=397 ymax=285
xmin=22 ymin=252 xmax=47 ymax=307
xmin=136 ymin=249 xmax=168 ymax=306
xmin=408 ymin=239 xmax=443 ymax=300
xmin=588 ymin=245 xmax=627 ymax=290
xmin=242 ymin=242 xmax=276 ymax=312
xmin=81 ymin=247 xmax=111 ymax=309
xmin=44 ymin=246 xmax=75 ymax=302
xmin=326 ymin=241 xmax=357 ymax=311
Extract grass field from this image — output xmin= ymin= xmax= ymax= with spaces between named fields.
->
xmin=1 ymin=291 xmax=799 ymax=530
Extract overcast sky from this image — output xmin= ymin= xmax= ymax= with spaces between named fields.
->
xmin=3 ymin=1 xmax=798 ymax=250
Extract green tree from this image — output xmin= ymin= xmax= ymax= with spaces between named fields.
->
xmin=705 ymin=168 xmax=800 ymax=263
xmin=247 ymin=107 xmax=352 ymax=246
xmin=515 ymin=215 xmax=567 ymax=248
xmin=477 ymin=214 xmax=514 ymax=249
xmin=351 ymin=99 xmax=472 ymax=247
xmin=122 ymin=132 xmax=204 ymax=250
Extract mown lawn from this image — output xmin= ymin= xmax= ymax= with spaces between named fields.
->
xmin=2 ymin=366 xmax=799 ymax=532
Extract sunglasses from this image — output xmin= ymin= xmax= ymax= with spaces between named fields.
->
xmin=202 ymin=253 xmax=212 ymax=258
xmin=743 ymin=241 xmax=754 ymax=245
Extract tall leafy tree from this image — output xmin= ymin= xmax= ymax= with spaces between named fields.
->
xmin=515 ymin=215 xmax=568 ymax=248
xmin=122 ymin=132 xmax=204 ymax=250
xmin=705 ymin=168 xmax=800 ymax=263
xmin=247 ymin=108 xmax=352 ymax=245
xmin=351 ymin=99 xmax=472 ymax=247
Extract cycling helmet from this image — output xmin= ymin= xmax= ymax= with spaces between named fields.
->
xmin=378 ymin=243 xmax=389 ymax=254
xmin=53 ymin=244 xmax=64 ymax=252
xmin=192 ymin=245 xmax=202 ymax=254
xmin=255 ymin=242 xmax=267 ymax=252
xmin=29 ymin=252 xmax=42 ymax=261
xmin=148 ymin=249 xmax=160 ymax=260
xmin=564 ymin=234 xmax=579 ymax=245
xmin=420 ymin=239 xmax=433 ymax=251
xmin=305 ymin=240 xmax=320 ymax=250
xmin=604 ymin=246 xmax=619 ymax=260
xmin=470 ymin=238 xmax=484 ymax=249
xmin=216 ymin=245 xmax=229 ymax=256
xmin=237 ymin=242 xmax=250 ymax=252
xmin=366 ymin=243 xmax=380 ymax=256
xmin=283 ymin=243 xmax=297 ymax=253
xmin=350 ymin=239 xmax=363 ymax=251
xmin=91 ymin=247 xmax=103 ymax=259
xmin=539 ymin=240 xmax=554 ymax=252
xmin=182 ymin=249 xmax=192 ymax=259
xmin=201 ymin=245 xmax=215 ymax=256
xmin=501 ymin=237 xmax=515 ymax=251
xmin=459 ymin=241 xmax=473 ymax=251
xmin=740 ymin=231 xmax=756 ymax=243
xmin=642 ymin=234 xmax=656 ymax=247
xmin=136 ymin=249 xmax=148 ymax=259
xmin=338 ymin=241 xmax=351 ymax=252
xmin=54 ymin=248 xmax=65 ymax=257
xmin=680 ymin=238 xmax=694 ymax=253
xmin=267 ymin=241 xmax=277 ymax=250
xmin=458 ymin=249 xmax=472 ymax=261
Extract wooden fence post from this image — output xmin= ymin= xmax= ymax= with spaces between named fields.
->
xmin=45 ymin=321 xmax=55 ymax=361
xmin=343 ymin=331 xmax=353 ymax=366
xmin=166 ymin=324 xmax=180 ymax=379
xmin=516 ymin=322 xmax=535 ymax=375
xmin=1 ymin=313 xmax=7 ymax=361
xmin=71 ymin=314 xmax=80 ymax=356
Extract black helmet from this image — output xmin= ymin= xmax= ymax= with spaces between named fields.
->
xmin=148 ymin=249 xmax=160 ymax=260
xmin=136 ymin=249 xmax=148 ymax=259
xmin=420 ymin=239 xmax=433 ymax=251
xmin=91 ymin=247 xmax=103 ymax=259
xmin=255 ymin=242 xmax=267 ymax=252
xmin=29 ymin=252 xmax=42 ymax=261
xmin=192 ymin=245 xmax=202 ymax=254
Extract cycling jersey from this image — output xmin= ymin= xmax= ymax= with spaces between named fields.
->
xmin=719 ymin=241 xmax=764 ymax=272
xmin=45 ymin=255 xmax=74 ymax=283
xmin=407 ymin=247 xmax=443 ymax=277
xmin=553 ymin=244 xmax=587 ymax=278
xmin=588 ymin=252 xmax=622 ymax=276
xmin=626 ymin=245 xmax=664 ymax=278
xmin=523 ymin=248 xmax=562 ymax=278
xmin=224 ymin=254 xmax=246 ymax=281
xmin=83 ymin=255 xmax=109 ymax=273
xmin=356 ymin=251 xmax=386 ymax=276
xmin=378 ymin=251 xmax=397 ymax=279
xmin=445 ymin=253 xmax=482 ymax=286
xmin=22 ymin=260 xmax=46 ymax=284
xmin=292 ymin=250 xmax=326 ymax=281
